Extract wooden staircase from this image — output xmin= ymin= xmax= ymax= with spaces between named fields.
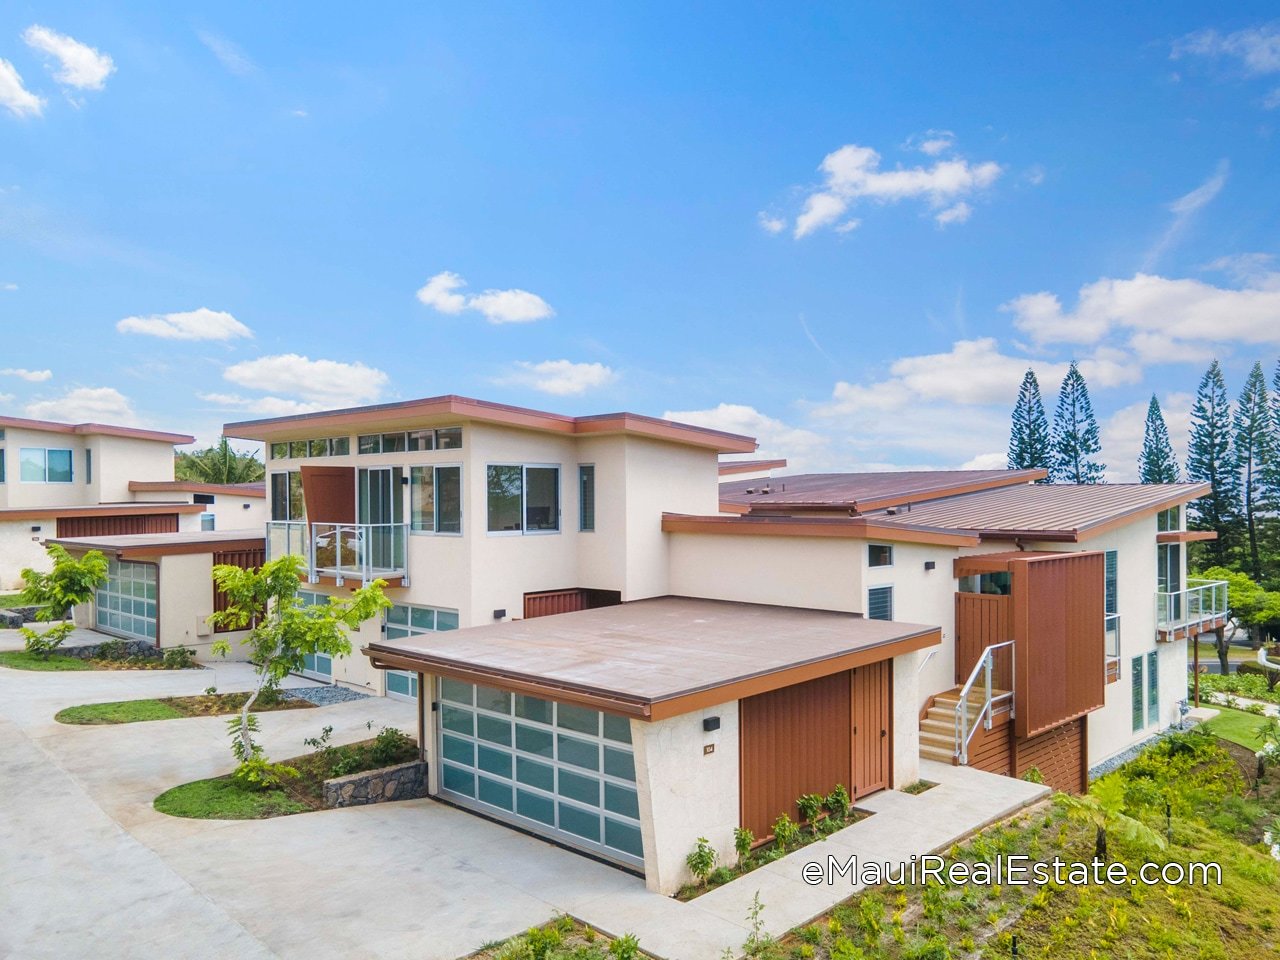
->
xmin=919 ymin=687 xmax=1012 ymax=765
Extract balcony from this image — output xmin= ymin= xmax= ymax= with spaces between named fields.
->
xmin=1155 ymin=579 xmax=1228 ymax=642
xmin=266 ymin=521 xmax=410 ymax=587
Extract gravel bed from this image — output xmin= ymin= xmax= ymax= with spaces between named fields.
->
xmin=280 ymin=685 xmax=371 ymax=706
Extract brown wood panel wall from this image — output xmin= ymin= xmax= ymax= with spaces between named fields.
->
xmin=964 ymin=711 xmax=1014 ymax=777
xmin=1011 ymin=553 xmax=1105 ymax=739
xmin=851 ymin=661 xmax=892 ymax=797
xmin=740 ymin=672 xmax=852 ymax=840
xmin=523 ymin=588 xmax=622 ymax=619
xmin=1014 ymin=719 xmax=1085 ymax=794
xmin=954 ymin=593 xmax=1012 ymax=686
xmin=211 ymin=547 xmax=266 ymax=634
xmin=56 ymin=513 xmax=179 ymax=538
xmin=300 ymin=465 xmax=355 ymax=524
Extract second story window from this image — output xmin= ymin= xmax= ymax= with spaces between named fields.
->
xmin=868 ymin=543 xmax=893 ymax=567
xmin=1156 ymin=506 xmax=1180 ymax=532
xmin=410 ymin=465 xmax=462 ymax=534
xmin=579 ymin=465 xmax=595 ymax=532
xmin=270 ymin=471 xmax=305 ymax=521
xmin=20 ymin=447 xmax=73 ymax=483
xmin=487 ymin=464 xmax=560 ymax=534
xmin=867 ymin=585 xmax=894 ymax=621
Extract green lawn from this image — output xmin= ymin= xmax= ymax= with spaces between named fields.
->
xmin=56 ymin=700 xmax=188 ymax=724
xmin=0 ymin=594 xmax=38 ymax=609
xmin=0 ymin=650 xmax=92 ymax=671
xmin=154 ymin=777 xmax=309 ymax=820
xmin=1192 ymin=639 xmax=1256 ymax=664
xmin=1200 ymin=706 xmax=1273 ymax=750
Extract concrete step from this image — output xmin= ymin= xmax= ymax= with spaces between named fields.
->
xmin=920 ymin=744 xmax=957 ymax=764
xmin=920 ymin=718 xmax=958 ymax=737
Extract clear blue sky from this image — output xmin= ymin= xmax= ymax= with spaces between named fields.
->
xmin=2 ymin=3 xmax=1278 ymax=479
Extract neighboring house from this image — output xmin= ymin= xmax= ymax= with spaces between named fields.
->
xmin=0 ymin=416 xmax=203 ymax=589
xmin=127 ymin=480 xmax=267 ymax=532
xmin=205 ymin=394 xmax=1223 ymax=896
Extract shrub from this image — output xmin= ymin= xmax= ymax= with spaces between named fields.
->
xmin=370 ymin=725 xmax=416 ymax=766
xmin=797 ymin=793 xmax=825 ymax=832
xmin=686 ymin=836 xmax=717 ymax=885
xmin=709 ymin=866 xmax=735 ymax=885
xmin=22 ymin=622 xmax=75 ymax=659
xmin=523 ymin=925 xmax=561 ymax=960
xmin=826 ymin=783 xmax=852 ymax=821
xmin=773 ymin=813 xmax=801 ymax=851
xmin=162 ymin=646 xmax=196 ymax=669
xmin=733 ymin=825 xmax=755 ymax=863
xmin=96 ymin=638 xmax=130 ymax=661
xmin=1022 ymin=766 xmax=1045 ymax=784
xmin=608 ymin=933 xmax=641 ymax=960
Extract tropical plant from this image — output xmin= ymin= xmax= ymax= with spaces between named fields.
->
xmin=1050 ymin=361 xmax=1105 ymax=483
xmin=1186 ymin=360 xmax=1241 ymax=566
xmin=1138 ymin=395 xmax=1180 ymax=484
xmin=17 ymin=545 xmax=109 ymax=659
xmin=826 ymin=783 xmax=852 ymax=821
xmin=1233 ymin=362 xmax=1279 ymax=579
xmin=734 ymin=825 xmax=756 ymax=863
xmin=175 ymin=436 xmax=265 ymax=484
xmin=772 ymin=813 xmax=801 ymax=852
xmin=1007 ymin=369 xmax=1052 ymax=474
xmin=1055 ymin=776 xmax=1166 ymax=862
xmin=607 ymin=933 xmax=641 ymax=960
xmin=685 ymin=836 xmax=717 ymax=886
xmin=797 ymin=793 xmax=825 ymax=833
xmin=207 ymin=554 xmax=389 ymax=781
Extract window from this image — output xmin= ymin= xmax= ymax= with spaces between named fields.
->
xmin=288 ymin=440 xmax=307 ymax=458
xmin=193 ymin=493 xmax=215 ymax=505
xmin=1156 ymin=506 xmax=1181 ymax=532
xmin=1147 ymin=650 xmax=1159 ymax=726
xmin=0 ymin=429 xmax=5 ymax=482
xmin=331 ymin=436 xmax=350 ymax=456
xmin=19 ymin=447 xmax=73 ymax=483
xmin=868 ymin=544 xmax=893 ymax=567
xmin=579 ymin=465 xmax=595 ymax=532
xmin=486 ymin=465 xmax=560 ymax=534
xmin=867 ymin=586 xmax=893 ymax=621
xmin=959 ymin=572 xmax=1010 ymax=595
xmin=359 ymin=427 xmax=462 ymax=454
xmin=85 ymin=449 xmax=92 ymax=484
xmin=358 ymin=434 xmax=381 ymax=454
xmin=200 ymin=513 xmax=216 ymax=532
xmin=308 ymin=438 xmax=330 ymax=457
xmin=382 ymin=432 xmax=407 ymax=453
xmin=270 ymin=471 xmax=305 ymax=521
xmin=385 ymin=601 xmax=459 ymax=701
xmin=410 ymin=465 xmax=462 ymax=534
xmin=1131 ymin=655 xmax=1144 ymax=732
xmin=1104 ymin=550 xmax=1117 ymax=615
xmin=270 ymin=442 xmax=289 ymax=460
xmin=407 ymin=430 xmax=434 ymax=451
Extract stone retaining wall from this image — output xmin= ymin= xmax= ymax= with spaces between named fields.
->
xmin=59 ymin=638 xmax=161 ymax=660
xmin=323 ymin=760 xmax=429 ymax=808
xmin=0 ymin=606 xmax=44 ymax=628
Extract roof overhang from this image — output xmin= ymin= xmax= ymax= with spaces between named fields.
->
xmin=0 ymin=415 xmax=194 ymax=445
xmin=223 ymin=394 xmax=756 ymax=454
xmin=128 ymin=480 xmax=266 ymax=498
xmin=363 ymin=597 xmax=942 ymax=721
xmin=49 ymin=531 xmax=265 ymax=559
xmin=1156 ymin=530 xmax=1217 ymax=543
xmin=718 ymin=458 xmax=788 ymax=477
xmin=0 ymin=503 xmax=206 ymax=522
xmin=662 ymin=512 xmax=980 ymax=547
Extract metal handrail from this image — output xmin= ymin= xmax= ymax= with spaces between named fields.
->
xmin=1154 ymin=579 xmax=1228 ymax=634
xmin=955 ymin=640 xmax=1015 ymax=765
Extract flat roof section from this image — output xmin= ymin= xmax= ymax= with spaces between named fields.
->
xmin=0 ymin=503 xmax=207 ymax=521
xmin=49 ymin=529 xmax=266 ymax=559
xmin=720 ymin=469 xmax=1047 ymax=512
xmin=0 ymin=415 xmax=194 ymax=445
xmin=366 ymin=596 xmax=940 ymax=721
xmin=128 ymin=480 xmax=266 ymax=498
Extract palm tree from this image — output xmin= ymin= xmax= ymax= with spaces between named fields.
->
xmin=1055 ymin=777 xmax=1166 ymax=862
xmin=175 ymin=437 xmax=265 ymax=484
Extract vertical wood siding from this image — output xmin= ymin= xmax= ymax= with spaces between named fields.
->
xmin=851 ymin=660 xmax=892 ymax=796
xmin=523 ymin=588 xmax=622 ymax=619
xmin=55 ymin=513 xmax=179 ymax=538
xmin=954 ymin=593 xmax=1013 ymax=686
xmin=212 ymin=547 xmax=266 ymax=633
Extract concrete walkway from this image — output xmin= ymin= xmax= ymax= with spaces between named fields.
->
xmin=0 ymin=648 xmax=1048 ymax=960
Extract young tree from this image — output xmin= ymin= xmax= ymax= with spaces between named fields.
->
xmin=1056 ymin=776 xmax=1165 ymax=863
xmin=1138 ymin=395 xmax=1180 ymax=484
xmin=1186 ymin=360 xmax=1240 ymax=566
xmin=1050 ymin=362 xmax=1105 ymax=484
xmin=1234 ymin=362 xmax=1280 ymax=579
xmin=208 ymin=555 xmax=390 ymax=786
xmin=18 ymin=544 xmax=109 ymax=659
xmin=1007 ymin=369 xmax=1052 ymax=474
xmin=175 ymin=437 xmax=265 ymax=484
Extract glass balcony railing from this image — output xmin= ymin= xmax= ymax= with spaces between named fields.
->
xmin=1154 ymin=579 xmax=1228 ymax=637
xmin=265 ymin=520 xmax=409 ymax=585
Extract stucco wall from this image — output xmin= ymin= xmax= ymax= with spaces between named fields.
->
xmin=631 ymin=703 xmax=740 ymax=895
xmin=0 ymin=520 xmax=52 ymax=590
xmin=891 ymin=651 xmax=922 ymax=788
xmin=92 ymin=434 xmax=178 ymax=503
xmin=0 ymin=427 xmax=90 ymax=509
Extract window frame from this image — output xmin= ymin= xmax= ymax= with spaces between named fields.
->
xmin=867 ymin=543 xmax=894 ymax=568
xmin=1131 ymin=654 xmax=1145 ymax=732
xmin=867 ymin=585 xmax=894 ymax=621
xmin=409 ymin=463 xmax=464 ymax=536
xmin=19 ymin=447 xmax=75 ymax=484
xmin=486 ymin=463 xmax=562 ymax=537
xmin=578 ymin=464 xmax=596 ymax=533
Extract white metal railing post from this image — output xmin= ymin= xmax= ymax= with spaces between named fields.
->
xmin=983 ymin=651 xmax=993 ymax=731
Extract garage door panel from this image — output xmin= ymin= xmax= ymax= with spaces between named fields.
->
xmin=94 ymin=559 xmax=157 ymax=643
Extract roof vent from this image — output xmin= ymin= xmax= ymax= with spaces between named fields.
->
xmin=886 ymin=507 xmax=898 ymax=516
xmin=744 ymin=488 xmax=755 ymax=494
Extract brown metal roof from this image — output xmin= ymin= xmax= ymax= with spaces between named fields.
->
xmin=868 ymin=482 xmax=1211 ymax=541
xmin=720 ymin=469 xmax=1047 ymax=512
xmin=365 ymin=596 xmax=939 ymax=720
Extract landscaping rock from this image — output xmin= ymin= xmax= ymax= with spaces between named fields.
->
xmin=58 ymin=638 xmax=161 ymax=660
xmin=280 ymin=685 xmax=371 ymax=707
xmin=323 ymin=760 xmax=428 ymax=809
xmin=0 ymin=610 xmax=24 ymax=629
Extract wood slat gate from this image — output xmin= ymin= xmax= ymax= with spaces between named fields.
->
xmin=851 ymin=660 xmax=892 ymax=797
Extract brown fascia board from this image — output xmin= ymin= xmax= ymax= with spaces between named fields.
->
xmin=1156 ymin=530 xmax=1218 ymax=543
xmin=0 ymin=414 xmax=195 ymax=445
xmin=50 ymin=535 xmax=266 ymax=559
xmin=718 ymin=458 xmax=789 ymax=476
xmin=0 ymin=503 xmax=207 ymax=521
xmin=223 ymin=394 xmax=756 ymax=453
xmin=661 ymin=512 xmax=980 ymax=547
xmin=128 ymin=480 xmax=266 ymax=498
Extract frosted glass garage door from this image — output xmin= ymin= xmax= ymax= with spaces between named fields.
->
xmin=436 ymin=679 xmax=644 ymax=867
xmin=95 ymin=560 xmax=157 ymax=642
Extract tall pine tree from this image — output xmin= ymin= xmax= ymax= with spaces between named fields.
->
xmin=1233 ymin=361 xmax=1279 ymax=579
xmin=1186 ymin=359 xmax=1240 ymax=566
xmin=1050 ymin=362 xmax=1105 ymax=484
xmin=1007 ymin=369 xmax=1052 ymax=475
xmin=1138 ymin=395 xmax=1179 ymax=484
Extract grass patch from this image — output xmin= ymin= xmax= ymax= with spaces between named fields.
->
xmin=0 ymin=650 xmax=93 ymax=671
xmin=748 ymin=729 xmax=1280 ymax=959
xmin=469 ymin=915 xmax=648 ymax=959
xmin=55 ymin=690 xmax=315 ymax=725
xmin=0 ymin=594 xmax=41 ymax=610
xmin=154 ymin=727 xmax=419 ymax=820
xmin=900 ymin=780 xmax=938 ymax=795
xmin=1200 ymin=706 xmax=1273 ymax=751
xmin=1192 ymin=639 xmax=1255 ymax=664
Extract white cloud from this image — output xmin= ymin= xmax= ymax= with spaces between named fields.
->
xmin=222 ymin=354 xmax=388 ymax=407
xmin=2 ymin=282 xmax=17 ymax=291
xmin=1 ymin=367 xmax=53 ymax=382
xmin=198 ymin=30 xmax=256 ymax=76
xmin=757 ymin=211 xmax=786 ymax=234
xmin=1142 ymin=160 xmax=1229 ymax=270
xmin=789 ymin=142 xmax=1002 ymax=238
xmin=905 ymin=129 xmax=956 ymax=156
xmin=25 ymin=386 xmax=135 ymax=424
xmin=1004 ymin=271 xmax=1280 ymax=359
xmin=199 ymin=392 xmax=326 ymax=417
xmin=1024 ymin=166 xmax=1046 ymax=186
xmin=291 ymin=108 xmax=308 ymax=118
xmin=1101 ymin=392 xmax=1193 ymax=483
xmin=0 ymin=392 xmax=12 ymax=404
xmin=935 ymin=201 xmax=972 ymax=226
xmin=1173 ymin=24 xmax=1280 ymax=75
xmin=500 ymin=360 xmax=617 ymax=396
xmin=664 ymin=403 xmax=830 ymax=473
xmin=22 ymin=25 xmax=114 ymax=91
xmin=960 ymin=452 xmax=1008 ymax=470
xmin=416 ymin=271 xmax=554 ymax=324
xmin=0 ymin=59 xmax=44 ymax=118
xmin=116 ymin=307 xmax=253 ymax=341
xmin=1203 ymin=251 xmax=1276 ymax=285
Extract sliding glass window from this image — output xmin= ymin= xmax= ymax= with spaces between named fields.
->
xmin=19 ymin=447 xmax=73 ymax=483
xmin=487 ymin=465 xmax=560 ymax=534
xmin=410 ymin=465 xmax=462 ymax=534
